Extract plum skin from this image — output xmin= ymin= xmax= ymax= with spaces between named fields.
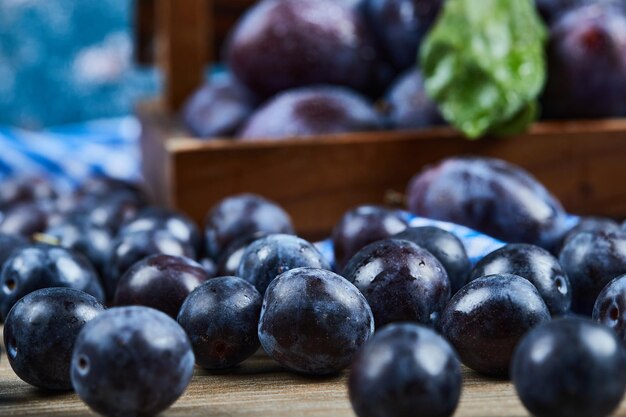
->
xmin=226 ymin=0 xmax=379 ymax=98
xmin=71 ymin=306 xmax=195 ymax=417
xmin=237 ymin=234 xmax=330 ymax=295
xmin=384 ymin=69 xmax=444 ymax=130
xmin=512 ymin=317 xmax=626 ymax=417
xmin=440 ymin=273 xmax=551 ymax=376
xmin=0 ymin=244 xmax=105 ymax=320
xmin=559 ymin=231 xmax=626 ymax=315
xmin=393 ymin=226 xmax=469 ymax=294
xmin=177 ymin=276 xmax=262 ymax=370
xmin=349 ymin=323 xmax=461 ymax=417
xmin=332 ymin=205 xmax=409 ymax=272
xmin=593 ymin=274 xmax=626 ymax=343
xmin=204 ymin=193 xmax=294 ymax=261
xmin=343 ymin=239 xmax=451 ymax=327
xmin=406 ymin=157 xmax=569 ymax=251
xmin=114 ymin=254 xmax=210 ymax=319
xmin=258 ymin=267 xmax=374 ymax=375
xmin=3 ymin=288 xmax=105 ymax=390
xmin=470 ymin=243 xmax=571 ymax=316
xmin=238 ymin=86 xmax=382 ymax=140
xmin=542 ymin=4 xmax=626 ymax=119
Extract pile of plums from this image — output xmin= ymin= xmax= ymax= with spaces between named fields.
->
xmin=182 ymin=0 xmax=626 ymax=141
xmin=2 ymin=155 xmax=626 ymax=417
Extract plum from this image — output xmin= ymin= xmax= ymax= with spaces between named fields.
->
xmin=512 ymin=317 xmax=626 ymax=417
xmin=406 ymin=157 xmax=570 ymax=250
xmin=226 ymin=0 xmax=379 ymax=98
xmin=542 ymin=3 xmax=626 ymax=119
xmin=0 ymin=176 xmax=57 ymax=210
xmin=114 ymin=255 xmax=210 ymax=319
xmin=349 ymin=323 xmax=461 ymax=417
xmin=470 ymin=244 xmax=571 ymax=316
xmin=332 ymin=205 xmax=409 ymax=271
xmin=393 ymin=226 xmax=469 ymax=294
xmin=535 ymin=0 xmax=594 ymax=23
xmin=258 ymin=267 xmax=374 ymax=375
xmin=182 ymin=72 xmax=257 ymax=138
xmin=363 ymin=0 xmax=443 ymax=71
xmin=559 ymin=230 xmax=626 ymax=315
xmin=440 ymin=274 xmax=551 ymax=376
xmin=342 ymin=239 xmax=450 ymax=327
xmin=204 ymin=194 xmax=294 ymax=260
xmin=119 ymin=206 xmax=202 ymax=258
xmin=384 ymin=69 xmax=444 ymax=130
xmin=0 ymin=202 xmax=51 ymax=237
xmin=593 ymin=274 xmax=626 ymax=343
xmin=560 ymin=216 xmax=621 ymax=250
xmin=238 ymin=86 xmax=382 ymax=140
xmin=237 ymin=234 xmax=330 ymax=294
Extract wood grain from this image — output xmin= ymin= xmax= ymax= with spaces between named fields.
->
xmin=138 ymin=102 xmax=626 ymax=239
xmin=3 ymin=336 xmax=626 ymax=416
xmin=134 ymin=0 xmax=256 ymax=68
xmin=156 ymin=0 xmax=209 ymax=111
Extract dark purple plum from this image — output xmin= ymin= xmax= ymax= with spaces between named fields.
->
xmin=512 ymin=317 xmax=626 ymax=417
xmin=216 ymin=231 xmax=270 ymax=276
xmin=535 ymin=0 xmax=593 ymax=23
xmin=593 ymin=274 xmax=626 ymax=342
xmin=226 ymin=0 xmax=379 ymax=98
xmin=560 ymin=216 xmax=621 ymax=250
xmin=74 ymin=175 xmax=145 ymax=200
xmin=237 ymin=234 xmax=330 ymax=294
xmin=384 ymin=69 xmax=444 ymax=130
xmin=238 ymin=86 xmax=382 ymax=140
xmin=3 ymin=288 xmax=104 ymax=390
xmin=559 ymin=230 xmax=626 ymax=315
xmin=470 ymin=244 xmax=571 ymax=316
xmin=204 ymin=194 xmax=294 ymax=260
xmin=0 ymin=176 xmax=57 ymax=210
xmin=182 ymin=72 xmax=257 ymax=138
xmin=440 ymin=274 xmax=551 ymax=376
xmin=81 ymin=190 xmax=146 ymax=233
xmin=393 ymin=226 xmax=469 ymax=293
xmin=0 ymin=244 xmax=105 ymax=320
xmin=332 ymin=205 xmax=409 ymax=271
xmin=120 ymin=206 xmax=202 ymax=258
xmin=349 ymin=323 xmax=461 ymax=417
xmin=406 ymin=157 xmax=569 ymax=250
xmin=44 ymin=216 xmax=114 ymax=278
xmin=71 ymin=306 xmax=194 ymax=416
xmin=105 ymin=230 xmax=196 ymax=299
xmin=542 ymin=4 xmax=626 ymax=119
xmin=114 ymin=254 xmax=210 ymax=318
xmin=343 ymin=239 xmax=450 ymax=327
xmin=363 ymin=0 xmax=443 ymax=70
xmin=177 ymin=276 xmax=262 ymax=369
xmin=258 ymin=267 xmax=374 ymax=375
xmin=0 ymin=233 xmax=27 ymax=269
xmin=0 ymin=202 xmax=51 ymax=237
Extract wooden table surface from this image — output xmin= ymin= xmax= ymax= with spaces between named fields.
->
xmin=2 ymin=334 xmax=626 ymax=416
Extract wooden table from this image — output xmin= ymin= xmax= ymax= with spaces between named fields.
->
xmin=2 ymin=335 xmax=626 ymax=416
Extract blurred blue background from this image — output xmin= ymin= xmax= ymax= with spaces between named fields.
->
xmin=0 ymin=0 xmax=159 ymax=128
xmin=0 ymin=0 xmax=157 ymax=182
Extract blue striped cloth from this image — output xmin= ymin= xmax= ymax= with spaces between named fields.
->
xmin=0 ymin=116 xmax=141 ymax=192
xmin=315 ymin=212 xmax=580 ymax=269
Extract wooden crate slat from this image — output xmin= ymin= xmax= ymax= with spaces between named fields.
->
xmin=138 ymin=102 xmax=626 ymax=238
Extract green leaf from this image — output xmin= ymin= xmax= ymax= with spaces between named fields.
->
xmin=420 ymin=0 xmax=547 ymax=139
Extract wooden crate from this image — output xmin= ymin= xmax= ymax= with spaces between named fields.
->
xmin=137 ymin=0 xmax=626 ymax=239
